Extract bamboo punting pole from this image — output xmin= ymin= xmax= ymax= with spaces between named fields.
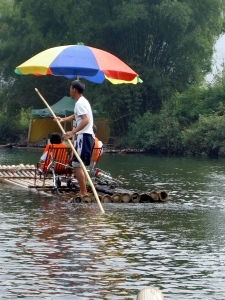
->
xmin=35 ymin=88 xmax=105 ymax=213
xmin=96 ymin=193 xmax=103 ymax=202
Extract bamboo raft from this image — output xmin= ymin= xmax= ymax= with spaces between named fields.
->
xmin=0 ymin=164 xmax=169 ymax=203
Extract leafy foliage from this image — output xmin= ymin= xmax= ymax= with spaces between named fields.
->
xmin=123 ymin=109 xmax=184 ymax=155
xmin=0 ymin=0 xmax=225 ymax=151
xmin=182 ymin=114 xmax=225 ymax=157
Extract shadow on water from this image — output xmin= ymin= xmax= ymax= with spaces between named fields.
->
xmin=1 ymin=149 xmax=225 ymax=299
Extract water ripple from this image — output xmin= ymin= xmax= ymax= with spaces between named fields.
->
xmin=1 ymin=152 xmax=225 ymax=299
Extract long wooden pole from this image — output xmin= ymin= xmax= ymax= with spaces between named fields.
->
xmin=35 ymin=88 xmax=105 ymax=214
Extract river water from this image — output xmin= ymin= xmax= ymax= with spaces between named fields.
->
xmin=0 ymin=148 xmax=225 ymax=299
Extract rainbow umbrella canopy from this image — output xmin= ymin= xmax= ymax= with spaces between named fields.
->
xmin=15 ymin=44 xmax=142 ymax=84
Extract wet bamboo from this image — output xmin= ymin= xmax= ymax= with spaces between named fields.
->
xmin=34 ymin=88 xmax=105 ymax=214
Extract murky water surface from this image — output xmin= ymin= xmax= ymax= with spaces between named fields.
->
xmin=0 ymin=148 xmax=225 ymax=299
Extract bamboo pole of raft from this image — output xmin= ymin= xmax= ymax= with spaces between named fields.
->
xmin=35 ymin=88 xmax=105 ymax=214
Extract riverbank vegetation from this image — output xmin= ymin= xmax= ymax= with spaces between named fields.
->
xmin=0 ymin=0 xmax=225 ymax=156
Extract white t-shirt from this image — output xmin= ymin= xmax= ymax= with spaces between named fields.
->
xmin=74 ymin=96 xmax=94 ymax=135
xmin=40 ymin=151 xmax=48 ymax=162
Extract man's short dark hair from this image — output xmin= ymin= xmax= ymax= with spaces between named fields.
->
xmin=50 ymin=133 xmax=62 ymax=144
xmin=71 ymin=80 xmax=85 ymax=93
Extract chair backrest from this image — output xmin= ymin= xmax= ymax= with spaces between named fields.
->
xmin=41 ymin=145 xmax=72 ymax=174
xmin=91 ymin=137 xmax=103 ymax=164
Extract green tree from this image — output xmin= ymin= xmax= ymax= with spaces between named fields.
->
xmin=0 ymin=0 xmax=224 ymax=140
xmin=182 ymin=114 xmax=225 ymax=156
xmin=122 ymin=108 xmax=184 ymax=155
xmin=97 ymin=0 xmax=224 ymax=110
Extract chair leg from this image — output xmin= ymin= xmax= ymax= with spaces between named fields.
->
xmin=34 ymin=170 xmax=37 ymax=186
xmin=52 ymin=170 xmax=60 ymax=194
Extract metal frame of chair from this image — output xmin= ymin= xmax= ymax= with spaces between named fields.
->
xmin=88 ymin=146 xmax=120 ymax=188
xmin=88 ymin=146 xmax=103 ymax=176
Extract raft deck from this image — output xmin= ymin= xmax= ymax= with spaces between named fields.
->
xmin=0 ymin=164 xmax=169 ymax=203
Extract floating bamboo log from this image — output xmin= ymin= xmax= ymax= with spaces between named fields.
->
xmin=111 ymin=193 xmax=121 ymax=203
xmin=121 ymin=192 xmax=131 ymax=203
xmin=82 ymin=194 xmax=93 ymax=203
xmin=140 ymin=193 xmax=153 ymax=203
xmin=101 ymin=194 xmax=111 ymax=203
xmin=158 ymin=190 xmax=169 ymax=202
xmin=130 ymin=192 xmax=140 ymax=203
xmin=73 ymin=194 xmax=82 ymax=203
xmin=149 ymin=190 xmax=160 ymax=201
xmin=96 ymin=193 xmax=103 ymax=202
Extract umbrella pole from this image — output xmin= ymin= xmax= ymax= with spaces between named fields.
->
xmin=34 ymin=88 xmax=105 ymax=214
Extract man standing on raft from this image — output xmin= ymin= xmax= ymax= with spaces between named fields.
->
xmin=54 ymin=80 xmax=94 ymax=196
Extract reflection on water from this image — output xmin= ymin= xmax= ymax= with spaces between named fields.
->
xmin=1 ymin=149 xmax=225 ymax=299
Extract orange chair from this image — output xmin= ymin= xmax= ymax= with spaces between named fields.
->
xmin=40 ymin=144 xmax=72 ymax=173
xmin=88 ymin=137 xmax=103 ymax=176
xmin=35 ymin=145 xmax=73 ymax=192
xmin=91 ymin=137 xmax=103 ymax=164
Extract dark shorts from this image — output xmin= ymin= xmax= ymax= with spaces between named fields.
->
xmin=72 ymin=133 xmax=94 ymax=167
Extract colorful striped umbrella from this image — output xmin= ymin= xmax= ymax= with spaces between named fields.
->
xmin=15 ymin=44 xmax=142 ymax=84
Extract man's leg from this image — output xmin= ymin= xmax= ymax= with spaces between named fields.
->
xmin=72 ymin=133 xmax=94 ymax=195
xmin=75 ymin=166 xmax=87 ymax=195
